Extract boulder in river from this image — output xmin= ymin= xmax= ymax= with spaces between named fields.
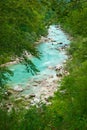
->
xmin=59 ymin=42 xmax=63 ymax=44
xmin=13 ymin=85 xmax=23 ymax=92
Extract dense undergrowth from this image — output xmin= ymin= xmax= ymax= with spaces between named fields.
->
xmin=0 ymin=0 xmax=87 ymax=130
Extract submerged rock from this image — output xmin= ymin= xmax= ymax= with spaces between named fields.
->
xmin=48 ymin=66 xmax=54 ymax=69
xmin=59 ymin=42 xmax=63 ymax=44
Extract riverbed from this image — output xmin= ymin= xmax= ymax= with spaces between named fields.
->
xmin=7 ymin=25 xmax=70 ymax=106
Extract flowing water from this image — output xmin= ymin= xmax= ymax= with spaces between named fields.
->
xmin=8 ymin=25 xmax=70 ymax=97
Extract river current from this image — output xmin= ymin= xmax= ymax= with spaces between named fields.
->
xmin=8 ymin=25 xmax=70 ymax=96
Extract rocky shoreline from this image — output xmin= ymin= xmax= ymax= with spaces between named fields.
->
xmin=1 ymin=25 xmax=72 ymax=68
xmin=2 ymin=49 xmax=69 ymax=111
xmin=0 ymin=25 xmax=70 ymax=111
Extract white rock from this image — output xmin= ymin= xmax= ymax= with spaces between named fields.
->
xmin=33 ymin=98 xmax=40 ymax=103
xmin=13 ymin=85 xmax=23 ymax=92
xmin=25 ymin=95 xmax=30 ymax=99
xmin=55 ymin=65 xmax=62 ymax=71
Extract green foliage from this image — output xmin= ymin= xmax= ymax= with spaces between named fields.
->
xmin=21 ymin=56 xmax=40 ymax=75
xmin=0 ymin=0 xmax=51 ymax=61
xmin=0 ymin=0 xmax=54 ymax=86
xmin=0 ymin=67 xmax=13 ymax=87
xmin=60 ymin=0 xmax=87 ymax=37
xmin=0 ymin=0 xmax=87 ymax=130
xmin=0 ymin=108 xmax=20 ymax=130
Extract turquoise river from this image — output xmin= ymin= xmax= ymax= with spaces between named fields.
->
xmin=7 ymin=25 xmax=70 ymax=97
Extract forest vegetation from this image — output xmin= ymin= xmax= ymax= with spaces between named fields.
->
xmin=0 ymin=0 xmax=87 ymax=130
